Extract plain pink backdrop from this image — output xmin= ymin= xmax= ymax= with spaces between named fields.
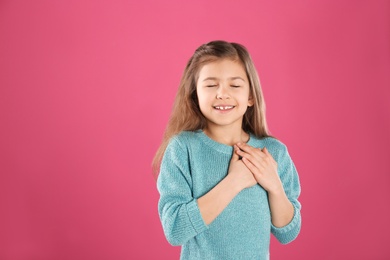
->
xmin=1 ymin=0 xmax=389 ymax=259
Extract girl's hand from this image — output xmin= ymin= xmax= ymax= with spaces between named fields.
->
xmin=227 ymin=145 xmax=257 ymax=190
xmin=236 ymin=143 xmax=283 ymax=194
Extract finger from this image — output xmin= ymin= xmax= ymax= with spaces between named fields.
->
xmin=237 ymin=143 xmax=266 ymax=158
xmin=262 ymin=147 xmax=277 ymax=165
xmin=236 ymin=148 xmax=267 ymax=171
xmin=232 ymin=145 xmax=241 ymax=161
xmin=242 ymin=157 xmax=261 ymax=177
xmin=236 ymin=144 xmax=267 ymax=165
xmin=262 ymin=147 xmax=270 ymax=156
xmin=235 ymin=145 xmax=254 ymax=161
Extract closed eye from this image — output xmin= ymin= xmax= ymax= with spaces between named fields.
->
xmin=206 ymin=85 xmax=217 ymax=87
xmin=231 ymin=85 xmax=240 ymax=88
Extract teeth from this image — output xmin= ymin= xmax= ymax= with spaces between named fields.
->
xmin=215 ymin=106 xmax=233 ymax=110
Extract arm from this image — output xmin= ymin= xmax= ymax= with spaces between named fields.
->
xmin=157 ymin=139 xmax=256 ymax=245
xmin=267 ymin=185 xmax=295 ymax=227
xmin=236 ymin=142 xmax=301 ymax=244
xmin=157 ymin=139 xmax=207 ymax=246
xmin=197 ymin=144 xmax=257 ymax=225
xmin=270 ymin=145 xmax=301 ymax=244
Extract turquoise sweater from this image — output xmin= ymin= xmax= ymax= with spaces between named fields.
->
xmin=157 ymin=130 xmax=301 ymax=260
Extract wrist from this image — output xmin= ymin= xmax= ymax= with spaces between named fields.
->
xmin=225 ymin=174 xmax=245 ymax=193
xmin=266 ymin=183 xmax=285 ymax=196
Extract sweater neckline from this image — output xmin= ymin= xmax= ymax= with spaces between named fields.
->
xmin=195 ymin=129 xmax=256 ymax=155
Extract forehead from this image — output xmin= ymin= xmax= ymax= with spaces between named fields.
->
xmin=197 ymin=59 xmax=247 ymax=81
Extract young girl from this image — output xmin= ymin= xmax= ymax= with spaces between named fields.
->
xmin=153 ymin=40 xmax=301 ymax=260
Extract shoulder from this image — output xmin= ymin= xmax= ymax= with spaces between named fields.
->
xmin=263 ymin=137 xmax=288 ymax=152
xmin=169 ymin=130 xmax=199 ymax=146
xmin=161 ymin=131 xmax=204 ymax=174
xmin=165 ymin=130 xmax=202 ymax=153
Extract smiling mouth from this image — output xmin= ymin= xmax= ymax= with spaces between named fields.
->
xmin=213 ymin=105 xmax=235 ymax=110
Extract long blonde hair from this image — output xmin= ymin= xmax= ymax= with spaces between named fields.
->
xmin=152 ymin=40 xmax=273 ymax=175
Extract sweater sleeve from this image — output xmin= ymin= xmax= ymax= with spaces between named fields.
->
xmin=270 ymin=143 xmax=302 ymax=244
xmin=157 ymin=137 xmax=208 ymax=246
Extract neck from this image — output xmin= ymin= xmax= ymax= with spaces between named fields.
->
xmin=203 ymin=125 xmax=249 ymax=146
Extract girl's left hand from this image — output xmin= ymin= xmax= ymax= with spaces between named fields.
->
xmin=236 ymin=143 xmax=283 ymax=194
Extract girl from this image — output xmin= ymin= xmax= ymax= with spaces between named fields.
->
xmin=153 ymin=40 xmax=301 ymax=260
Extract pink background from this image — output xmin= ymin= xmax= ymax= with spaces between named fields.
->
xmin=1 ymin=1 xmax=389 ymax=259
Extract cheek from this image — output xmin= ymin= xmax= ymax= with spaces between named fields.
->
xmin=244 ymin=90 xmax=253 ymax=104
xmin=196 ymin=89 xmax=210 ymax=104
xmin=195 ymin=90 xmax=203 ymax=104
xmin=197 ymin=99 xmax=209 ymax=113
xmin=195 ymin=91 xmax=207 ymax=111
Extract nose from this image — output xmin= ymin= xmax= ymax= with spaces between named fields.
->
xmin=216 ymin=85 xmax=230 ymax=99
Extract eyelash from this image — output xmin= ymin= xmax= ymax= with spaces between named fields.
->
xmin=206 ymin=85 xmax=240 ymax=88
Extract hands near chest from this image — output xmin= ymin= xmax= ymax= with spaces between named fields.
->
xmin=234 ymin=143 xmax=283 ymax=194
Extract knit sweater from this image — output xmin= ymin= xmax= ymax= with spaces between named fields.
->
xmin=157 ymin=130 xmax=301 ymax=260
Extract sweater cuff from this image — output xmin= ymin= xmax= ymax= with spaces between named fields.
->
xmin=271 ymin=206 xmax=301 ymax=243
xmin=186 ymin=199 xmax=208 ymax=233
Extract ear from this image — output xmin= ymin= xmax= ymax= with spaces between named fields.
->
xmin=248 ymin=95 xmax=254 ymax=107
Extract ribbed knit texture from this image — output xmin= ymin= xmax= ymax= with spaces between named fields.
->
xmin=157 ymin=130 xmax=301 ymax=260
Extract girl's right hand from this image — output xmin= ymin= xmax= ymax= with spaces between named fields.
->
xmin=227 ymin=144 xmax=257 ymax=190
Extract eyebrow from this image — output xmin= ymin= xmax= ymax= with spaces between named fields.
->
xmin=202 ymin=77 xmax=246 ymax=82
